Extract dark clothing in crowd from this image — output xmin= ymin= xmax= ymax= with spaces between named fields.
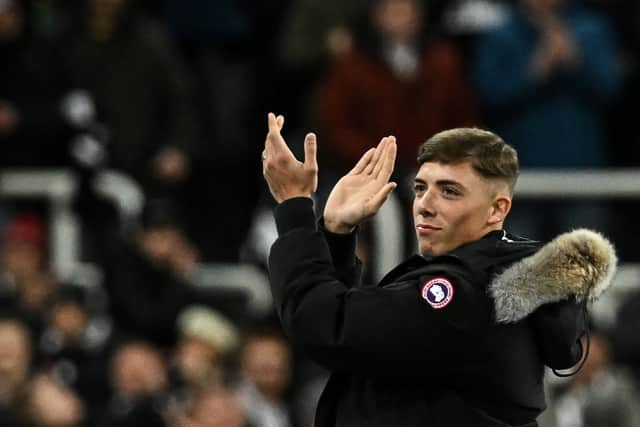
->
xmin=0 ymin=29 xmax=74 ymax=168
xmin=158 ymin=0 xmax=263 ymax=263
xmin=268 ymin=198 xmax=586 ymax=426
xmin=97 ymin=396 xmax=168 ymax=427
xmin=60 ymin=10 xmax=196 ymax=184
xmin=103 ymin=241 xmax=247 ymax=348
xmin=39 ymin=323 xmax=116 ymax=423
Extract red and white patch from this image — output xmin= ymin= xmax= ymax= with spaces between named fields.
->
xmin=421 ymin=277 xmax=454 ymax=309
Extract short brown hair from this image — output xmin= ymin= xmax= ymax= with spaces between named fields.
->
xmin=417 ymin=128 xmax=519 ymax=194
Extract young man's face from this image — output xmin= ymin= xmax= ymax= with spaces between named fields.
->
xmin=413 ymin=161 xmax=509 ymax=256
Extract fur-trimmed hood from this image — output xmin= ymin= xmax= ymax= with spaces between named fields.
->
xmin=489 ymin=229 xmax=618 ymax=323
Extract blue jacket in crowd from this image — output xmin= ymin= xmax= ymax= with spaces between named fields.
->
xmin=472 ymin=5 xmax=621 ymax=168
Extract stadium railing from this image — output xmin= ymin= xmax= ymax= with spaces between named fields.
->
xmin=1 ymin=168 xmax=638 ymax=323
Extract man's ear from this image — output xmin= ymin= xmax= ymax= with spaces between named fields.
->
xmin=488 ymin=195 xmax=512 ymax=226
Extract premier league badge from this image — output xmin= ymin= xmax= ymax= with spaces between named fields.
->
xmin=421 ymin=277 xmax=454 ymax=309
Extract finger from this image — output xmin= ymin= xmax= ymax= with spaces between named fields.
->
xmin=266 ymin=114 xmax=295 ymax=158
xmin=265 ymin=113 xmax=278 ymax=157
xmin=374 ymin=136 xmax=397 ymax=180
xmin=276 ymin=115 xmax=285 ymax=130
xmin=349 ymin=148 xmax=375 ymax=175
xmin=303 ymin=133 xmax=318 ymax=171
xmin=364 ymin=137 xmax=388 ymax=175
xmin=368 ymin=182 xmax=397 ymax=212
xmin=267 ymin=112 xmax=278 ymax=134
xmin=371 ymin=136 xmax=393 ymax=177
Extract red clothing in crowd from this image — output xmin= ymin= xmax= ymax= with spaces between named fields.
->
xmin=320 ymin=41 xmax=479 ymax=173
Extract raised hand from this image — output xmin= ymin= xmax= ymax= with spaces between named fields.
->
xmin=262 ymin=113 xmax=318 ymax=203
xmin=323 ymin=136 xmax=397 ymax=234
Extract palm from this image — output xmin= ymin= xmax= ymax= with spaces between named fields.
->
xmin=325 ymin=174 xmax=384 ymax=225
xmin=262 ymin=113 xmax=318 ymax=203
xmin=324 ymin=137 xmax=397 ymax=232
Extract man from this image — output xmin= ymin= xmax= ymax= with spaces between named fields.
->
xmin=0 ymin=317 xmax=32 ymax=427
xmin=261 ymin=113 xmax=617 ymax=426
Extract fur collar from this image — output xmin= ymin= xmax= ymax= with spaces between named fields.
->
xmin=489 ymin=229 xmax=617 ymax=323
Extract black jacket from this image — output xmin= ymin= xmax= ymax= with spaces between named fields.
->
xmin=268 ymin=198 xmax=617 ymax=427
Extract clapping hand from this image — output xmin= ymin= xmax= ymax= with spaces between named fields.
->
xmin=262 ymin=113 xmax=318 ymax=203
xmin=323 ymin=136 xmax=397 ymax=234
xmin=532 ymin=17 xmax=579 ymax=79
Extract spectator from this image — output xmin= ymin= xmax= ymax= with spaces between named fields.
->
xmin=277 ymin=0 xmax=368 ymax=129
xmin=597 ymin=0 xmax=640 ymax=261
xmin=101 ymin=198 xmax=246 ymax=348
xmin=280 ymin=0 xmax=372 ymax=71
xmin=26 ymin=374 xmax=86 ymax=427
xmin=611 ymin=285 xmax=640 ymax=387
xmin=0 ymin=214 xmax=55 ymax=337
xmin=100 ymin=341 xmax=169 ymax=427
xmin=472 ymin=0 xmax=620 ymax=169
xmin=472 ymin=0 xmax=621 ymax=239
xmin=176 ymin=387 xmax=250 ymax=427
xmin=147 ymin=0 xmax=263 ymax=263
xmin=1 ymin=213 xmax=48 ymax=284
xmin=319 ymin=0 xmax=479 ymax=180
xmin=0 ymin=0 xmax=78 ymax=168
xmin=159 ymin=0 xmax=252 ymax=165
xmin=11 ymin=272 xmax=57 ymax=338
xmin=0 ymin=317 xmax=33 ymax=427
xmin=235 ymin=329 xmax=293 ymax=427
xmin=59 ymin=0 xmax=197 ymax=195
xmin=545 ymin=332 xmax=640 ymax=427
xmin=38 ymin=285 xmax=115 ymax=423
xmin=172 ymin=305 xmax=239 ymax=391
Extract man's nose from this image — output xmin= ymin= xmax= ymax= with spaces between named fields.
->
xmin=417 ymin=190 xmax=436 ymax=216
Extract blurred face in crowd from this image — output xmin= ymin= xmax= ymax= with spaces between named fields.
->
xmin=17 ymin=272 xmax=56 ymax=313
xmin=0 ymin=0 xmax=23 ymax=42
xmin=28 ymin=375 xmax=85 ymax=427
xmin=0 ymin=320 xmax=31 ymax=398
xmin=49 ymin=303 xmax=88 ymax=342
xmin=373 ymin=0 xmax=423 ymax=44
xmin=111 ymin=343 xmax=167 ymax=397
xmin=3 ymin=239 xmax=45 ymax=280
xmin=189 ymin=389 xmax=247 ymax=427
xmin=141 ymin=226 xmax=181 ymax=265
xmin=175 ymin=336 xmax=222 ymax=387
xmin=242 ymin=336 xmax=291 ymax=401
xmin=413 ymin=161 xmax=511 ymax=256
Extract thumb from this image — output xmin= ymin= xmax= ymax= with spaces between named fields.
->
xmin=303 ymin=133 xmax=318 ymax=171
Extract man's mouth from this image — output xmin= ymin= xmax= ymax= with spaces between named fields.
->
xmin=416 ymin=224 xmax=441 ymax=235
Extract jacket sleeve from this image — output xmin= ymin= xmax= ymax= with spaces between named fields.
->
xmin=317 ymin=218 xmax=363 ymax=288
xmin=269 ymin=198 xmax=492 ymax=379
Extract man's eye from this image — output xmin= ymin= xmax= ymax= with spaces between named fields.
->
xmin=413 ymin=184 xmax=425 ymax=194
xmin=443 ymin=187 xmax=460 ymax=197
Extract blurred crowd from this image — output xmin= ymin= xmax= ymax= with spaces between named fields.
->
xmin=1 ymin=0 xmax=640 ymax=426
